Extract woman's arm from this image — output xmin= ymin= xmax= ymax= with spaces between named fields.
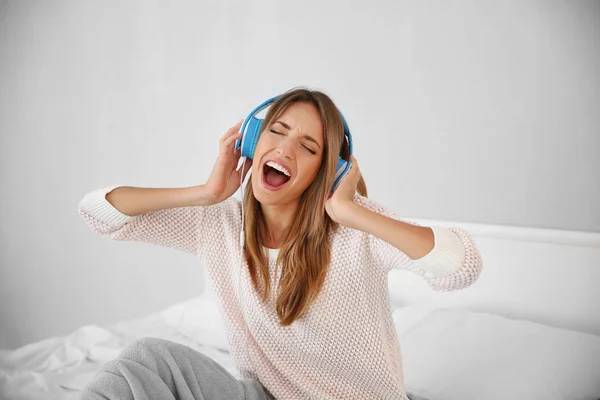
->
xmin=105 ymin=185 xmax=215 ymax=216
xmin=339 ymin=203 xmax=435 ymax=260
xmin=324 ymin=155 xmax=482 ymax=290
xmin=77 ymin=184 xmax=223 ymax=256
xmin=338 ymin=194 xmax=483 ymax=291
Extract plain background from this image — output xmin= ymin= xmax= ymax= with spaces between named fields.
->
xmin=0 ymin=0 xmax=598 ymax=350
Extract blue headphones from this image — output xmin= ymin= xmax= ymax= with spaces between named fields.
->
xmin=235 ymin=95 xmax=353 ymax=192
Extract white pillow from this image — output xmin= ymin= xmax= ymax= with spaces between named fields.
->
xmin=160 ymin=295 xmax=229 ymax=351
xmin=393 ymin=305 xmax=600 ymax=400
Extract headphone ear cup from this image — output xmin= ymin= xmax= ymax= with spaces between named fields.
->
xmin=244 ymin=117 xmax=263 ymax=160
xmin=332 ymin=157 xmax=352 ymax=192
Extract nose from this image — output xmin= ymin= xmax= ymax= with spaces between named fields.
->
xmin=276 ymin=141 xmax=294 ymax=160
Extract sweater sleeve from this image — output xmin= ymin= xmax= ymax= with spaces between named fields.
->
xmin=77 ymin=185 xmax=209 ymax=256
xmin=353 ymin=194 xmax=483 ymax=291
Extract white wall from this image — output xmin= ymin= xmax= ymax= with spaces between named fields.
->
xmin=0 ymin=0 xmax=598 ymax=349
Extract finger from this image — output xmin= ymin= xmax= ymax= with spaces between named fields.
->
xmin=225 ymin=132 xmax=243 ymax=146
xmin=350 ymin=156 xmax=358 ymax=171
xmin=230 ymin=118 xmax=243 ymax=130
xmin=348 ymin=159 xmax=356 ymax=173
xmin=227 ymin=120 xmax=243 ymax=138
xmin=348 ymin=162 xmax=359 ymax=179
xmin=222 ymin=119 xmax=244 ymax=140
xmin=224 ymin=132 xmax=243 ymax=153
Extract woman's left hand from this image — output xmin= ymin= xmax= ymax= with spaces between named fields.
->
xmin=325 ymin=155 xmax=361 ymax=224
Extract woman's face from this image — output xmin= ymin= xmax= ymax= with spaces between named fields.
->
xmin=251 ymin=102 xmax=324 ymax=206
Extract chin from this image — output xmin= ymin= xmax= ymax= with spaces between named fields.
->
xmin=255 ymin=195 xmax=279 ymax=206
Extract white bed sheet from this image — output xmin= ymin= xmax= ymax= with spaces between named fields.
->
xmin=3 ymin=299 xmax=600 ymax=400
xmin=0 ymin=299 xmax=238 ymax=400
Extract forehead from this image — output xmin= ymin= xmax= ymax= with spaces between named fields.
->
xmin=275 ymin=102 xmax=324 ymax=143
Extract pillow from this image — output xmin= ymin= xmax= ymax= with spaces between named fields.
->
xmin=160 ymin=295 xmax=229 ymax=351
xmin=393 ymin=305 xmax=600 ymax=400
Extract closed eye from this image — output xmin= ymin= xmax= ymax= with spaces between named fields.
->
xmin=269 ymin=130 xmax=316 ymax=154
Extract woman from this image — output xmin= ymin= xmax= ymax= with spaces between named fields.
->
xmin=78 ymin=87 xmax=483 ymax=399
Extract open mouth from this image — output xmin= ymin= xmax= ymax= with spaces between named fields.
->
xmin=262 ymin=164 xmax=291 ymax=191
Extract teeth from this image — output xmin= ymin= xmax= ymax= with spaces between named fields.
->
xmin=266 ymin=161 xmax=291 ymax=177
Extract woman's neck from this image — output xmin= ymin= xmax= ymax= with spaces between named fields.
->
xmin=261 ymin=200 xmax=298 ymax=249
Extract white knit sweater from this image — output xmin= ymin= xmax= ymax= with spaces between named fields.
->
xmin=78 ymin=185 xmax=483 ymax=400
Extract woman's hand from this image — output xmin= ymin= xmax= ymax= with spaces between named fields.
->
xmin=204 ymin=120 xmax=253 ymax=204
xmin=325 ymin=155 xmax=361 ymax=224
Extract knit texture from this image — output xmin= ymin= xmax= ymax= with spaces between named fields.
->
xmin=78 ymin=185 xmax=483 ymax=400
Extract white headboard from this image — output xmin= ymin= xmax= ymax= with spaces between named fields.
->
xmin=389 ymin=219 xmax=600 ymax=337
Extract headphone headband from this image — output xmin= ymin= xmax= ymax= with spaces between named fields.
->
xmin=240 ymin=95 xmax=353 ymax=156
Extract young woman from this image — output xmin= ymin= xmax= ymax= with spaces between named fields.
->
xmin=78 ymin=87 xmax=483 ymax=400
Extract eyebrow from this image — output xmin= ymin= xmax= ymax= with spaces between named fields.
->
xmin=274 ymin=120 xmax=321 ymax=150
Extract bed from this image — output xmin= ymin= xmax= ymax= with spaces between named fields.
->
xmin=2 ymin=219 xmax=600 ymax=400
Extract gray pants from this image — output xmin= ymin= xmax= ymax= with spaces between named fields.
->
xmin=79 ymin=337 xmax=273 ymax=400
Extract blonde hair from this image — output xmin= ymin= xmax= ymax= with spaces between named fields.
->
xmin=242 ymin=87 xmax=368 ymax=326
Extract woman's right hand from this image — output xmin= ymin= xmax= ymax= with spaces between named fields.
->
xmin=204 ymin=119 xmax=253 ymax=204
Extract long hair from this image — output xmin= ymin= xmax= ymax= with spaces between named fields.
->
xmin=242 ymin=87 xmax=368 ymax=326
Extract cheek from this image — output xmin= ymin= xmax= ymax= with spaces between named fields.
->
xmin=254 ymin=134 xmax=273 ymax=157
xmin=299 ymin=159 xmax=322 ymax=182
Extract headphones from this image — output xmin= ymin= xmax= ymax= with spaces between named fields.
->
xmin=234 ymin=95 xmax=353 ymax=193
xmin=232 ymin=94 xmax=353 ymax=383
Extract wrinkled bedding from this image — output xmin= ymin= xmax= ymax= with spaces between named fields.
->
xmin=0 ymin=299 xmax=238 ymax=400
xmin=5 ymin=300 xmax=599 ymax=400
